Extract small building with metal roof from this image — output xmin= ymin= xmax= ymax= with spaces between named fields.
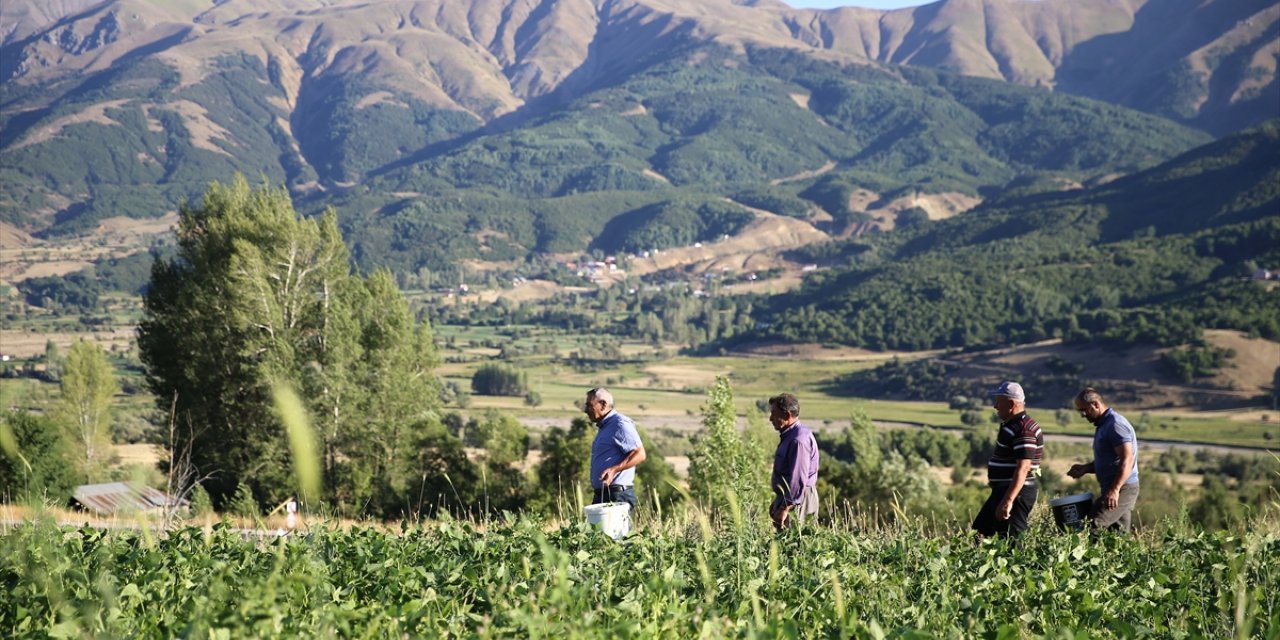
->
xmin=68 ymin=482 xmax=187 ymax=515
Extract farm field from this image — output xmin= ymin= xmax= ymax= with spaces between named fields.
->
xmin=2 ymin=512 xmax=1276 ymax=638
xmin=5 ymin=321 xmax=1277 ymax=452
xmin=432 ymin=333 xmax=1279 ymax=449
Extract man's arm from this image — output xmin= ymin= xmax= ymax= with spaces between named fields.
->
xmin=772 ymin=439 xmax=801 ymax=528
xmin=599 ymin=445 xmax=646 ymax=485
xmin=1067 ymin=461 xmax=1095 ymax=478
xmin=997 ymin=459 xmax=1031 ymax=520
xmin=1102 ymin=442 xmax=1134 ymax=510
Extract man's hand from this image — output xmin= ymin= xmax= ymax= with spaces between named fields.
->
xmin=1102 ymin=488 xmax=1120 ymax=510
xmin=1067 ymin=463 xmax=1088 ymax=479
xmin=997 ymin=498 xmax=1013 ymax=521
xmin=599 ymin=467 xmax=618 ymax=486
xmin=772 ymin=504 xmax=791 ymax=530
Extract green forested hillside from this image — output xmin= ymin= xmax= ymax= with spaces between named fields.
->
xmin=329 ymin=47 xmax=1209 ymax=273
xmin=0 ymin=55 xmax=298 ymax=232
xmin=750 ymin=121 xmax=1280 ymax=351
xmin=2 ymin=16 xmax=1212 ymax=255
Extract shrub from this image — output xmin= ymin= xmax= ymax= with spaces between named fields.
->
xmin=471 ymin=363 xmax=528 ymax=396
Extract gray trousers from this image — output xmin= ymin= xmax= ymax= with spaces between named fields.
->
xmin=770 ymin=485 xmax=819 ymax=528
xmin=1090 ymin=483 xmax=1140 ymax=532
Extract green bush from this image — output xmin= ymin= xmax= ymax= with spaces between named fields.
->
xmin=471 ymin=363 xmax=528 ymax=396
xmin=0 ymin=412 xmax=76 ymax=504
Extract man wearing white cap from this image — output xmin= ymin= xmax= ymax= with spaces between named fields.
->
xmin=972 ymin=381 xmax=1044 ymax=539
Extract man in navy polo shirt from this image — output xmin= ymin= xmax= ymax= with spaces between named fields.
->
xmin=584 ymin=387 xmax=646 ymax=512
xmin=1068 ymin=387 xmax=1140 ymax=532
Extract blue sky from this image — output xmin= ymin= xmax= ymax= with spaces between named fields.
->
xmin=786 ymin=1 xmax=934 ymax=9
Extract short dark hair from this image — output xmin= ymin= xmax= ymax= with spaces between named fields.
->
xmin=1076 ymin=387 xmax=1103 ymax=405
xmin=587 ymin=387 xmax=614 ymax=409
xmin=768 ymin=393 xmax=800 ymax=417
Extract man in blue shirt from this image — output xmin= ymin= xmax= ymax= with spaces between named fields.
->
xmin=585 ymin=387 xmax=646 ymax=512
xmin=768 ymin=393 xmax=819 ymax=530
xmin=1068 ymin=387 xmax=1141 ymax=532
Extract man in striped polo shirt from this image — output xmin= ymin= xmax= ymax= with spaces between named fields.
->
xmin=972 ymin=381 xmax=1044 ymax=539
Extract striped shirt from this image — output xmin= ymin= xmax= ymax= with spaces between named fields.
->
xmin=986 ymin=411 xmax=1043 ymax=485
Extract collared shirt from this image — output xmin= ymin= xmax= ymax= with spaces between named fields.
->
xmin=1093 ymin=408 xmax=1140 ymax=488
xmin=772 ymin=422 xmax=819 ymax=505
xmin=987 ymin=411 xmax=1043 ymax=485
xmin=590 ymin=410 xmax=642 ymax=489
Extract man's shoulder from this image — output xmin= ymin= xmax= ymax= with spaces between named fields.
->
xmin=1106 ymin=411 xmax=1137 ymax=438
xmin=612 ymin=411 xmax=638 ymax=430
xmin=1010 ymin=412 xmax=1040 ymax=431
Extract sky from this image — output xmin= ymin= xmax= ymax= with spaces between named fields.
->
xmin=786 ymin=1 xmax=935 ymax=9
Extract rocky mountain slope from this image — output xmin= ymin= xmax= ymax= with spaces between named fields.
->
xmin=0 ymin=0 xmax=1271 ymax=257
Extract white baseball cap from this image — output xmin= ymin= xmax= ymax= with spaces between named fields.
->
xmin=987 ymin=380 xmax=1026 ymax=402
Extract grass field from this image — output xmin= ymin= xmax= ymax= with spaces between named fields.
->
xmin=436 ymin=333 xmax=1279 ymax=448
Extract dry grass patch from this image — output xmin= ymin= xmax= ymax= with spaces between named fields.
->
xmin=1 ymin=259 xmax=93 ymax=282
xmin=0 ymin=222 xmax=38 ymax=249
xmin=641 ymin=363 xmax=721 ymax=389
xmin=771 ymin=159 xmax=836 ymax=185
xmin=115 ymin=443 xmax=162 ymax=467
xmin=12 ymin=99 xmax=132 ymax=149
xmin=94 ymin=212 xmax=177 ymax=237
xmin=730 ymin=342 xmax=932 ymax=362
xmin=0 ymin=329 xmax=134 ymax=358
xmin=1202 ymin=329 xmax=1279 ymax=396
xmin=626 ymin=210 xmax=828 ymax=279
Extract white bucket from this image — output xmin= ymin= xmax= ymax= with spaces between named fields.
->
xmin=583 ymin=502 xmax=631 ymax=540
xmin=1049 ymin=492 xmax=1094 ymax=531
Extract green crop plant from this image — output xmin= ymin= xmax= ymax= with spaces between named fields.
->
xmin=1 ymin=505 xmax=1276 ymax=638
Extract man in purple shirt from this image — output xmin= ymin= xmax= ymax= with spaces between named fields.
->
xmin=768 ymin=393 xmax=819 ymax=530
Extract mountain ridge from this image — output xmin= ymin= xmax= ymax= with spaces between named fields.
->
xmin=0 ymin=0 xmax=1269 ymax=255
xmin=4 ymin=0 xmax=1274 ymax=129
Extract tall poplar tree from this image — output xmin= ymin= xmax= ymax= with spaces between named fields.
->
xmin=688 ymin=376 xmax=770 ymax=521
xmin=139 ymin=177 xmax=440 ymax=515
xmin=54 ymin=340 xmax=116 ymax=481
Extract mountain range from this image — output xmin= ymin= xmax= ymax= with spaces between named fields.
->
xmin=0 ymin=0 xmax=1276 ymax=268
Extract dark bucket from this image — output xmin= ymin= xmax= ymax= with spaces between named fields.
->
xmin=1049 ymin=492 xmax=1094 ymax=531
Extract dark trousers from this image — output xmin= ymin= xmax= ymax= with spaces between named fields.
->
xmin=972 ymin=484 xmax=1038 ymax=538
xmin=593 ymin=485 xmax=637 ymax=511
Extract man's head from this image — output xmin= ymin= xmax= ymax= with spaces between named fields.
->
xmin=584 ymin=387 xmax=614 ymax=423
xmin=1074 ymin=387 xmax=1107 ymax=423
xmin=768 ymin=393 xmax=800 ymax=432
xmin=988 ymin=381 xmax=1026 ymax=421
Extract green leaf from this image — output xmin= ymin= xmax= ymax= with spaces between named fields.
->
xmin=47 ymin=621 xmax=80 ymax=639
xmin=119 ymin=583 xmax=143 ymax=600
